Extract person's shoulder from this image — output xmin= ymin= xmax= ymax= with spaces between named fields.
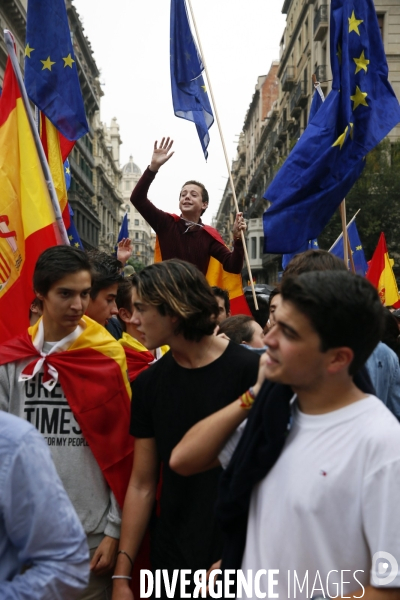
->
xmin=134 ymin=351 xmax=173 ymax=384
xmin=226 ymin=341 xmax=261 ymax=362
xmin=0 ymin=412 xmax=43 ymax=453
xmin=359 ymin=395 xmax=400 ymax=456
xmin=368 ymin=341 xmax=399 ymax=367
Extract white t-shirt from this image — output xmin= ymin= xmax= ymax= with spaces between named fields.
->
xmin=222 ymin=396 xmax=400 ymax=599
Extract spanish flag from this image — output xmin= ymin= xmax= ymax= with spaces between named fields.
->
xmin=0 ymin=315 xmax=133 ymax=508
xmin=154 ymin=214 xmax=251 ymax=316
xmin=0 ymin=58 xmax=60 ymax=342
xmin=366 ymin=232 xmax=400 ymax=307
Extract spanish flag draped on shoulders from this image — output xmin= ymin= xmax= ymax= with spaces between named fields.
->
xmin=154 ymin=214 xmax=252 ymax=316
xmin=0 ymin=314 xmax=132 ymax=508
xmin=119 ymin=331 xmax=169 ymax=383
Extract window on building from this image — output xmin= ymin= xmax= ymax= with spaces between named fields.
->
xmin=135 ymin=232 xmax=139 ymax=239
xmin=125 ymin=181 xmax=130 ymax=191
xmin=377 ymin=14 xmax=384 ymax=40
xmin=135 ymin=245 xmax=139 ymax=252
xmin=259 ymin=237 xmax=264 ymax=258
xmin=251 ymin=237 xmax=257 ymax=259
xmin=134 ymin=219 xmax=139 ymax=226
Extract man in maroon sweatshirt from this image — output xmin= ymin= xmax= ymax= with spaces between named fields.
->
xmin=130 ymin=137 xmax=246 ymax=276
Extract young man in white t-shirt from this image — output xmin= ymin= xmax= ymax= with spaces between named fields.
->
xmin=171 ymin=270 xmax=400 ymax=600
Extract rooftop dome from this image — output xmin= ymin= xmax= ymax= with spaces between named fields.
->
xmin=122 ymin=155 xmax=142 ymax=176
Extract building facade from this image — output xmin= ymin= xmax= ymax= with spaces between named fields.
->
xmin=121 ymin=157 xmax=154 ymax=267
xmin=1 ymin=0 xmax=124 ymax=253
xmin=214 ymin=0 xmax=400 ymax=285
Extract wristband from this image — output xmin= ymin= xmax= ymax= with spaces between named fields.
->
xmin=112 ymin=575 xmax=132 ymax=580
xmin=239 ymin=388 xmax=256 ymax=410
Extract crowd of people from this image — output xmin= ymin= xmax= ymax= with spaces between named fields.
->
xmin=1 ymin=144 xmax=400 ymax=600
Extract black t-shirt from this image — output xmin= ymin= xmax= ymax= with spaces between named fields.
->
xmin=130 ymin=341 xmax=260 ymax=572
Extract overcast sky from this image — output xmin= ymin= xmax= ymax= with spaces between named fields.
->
xmin=73 ymin=0 xmax=286 ymax=224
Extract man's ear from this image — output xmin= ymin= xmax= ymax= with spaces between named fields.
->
xmin=326 ymin=347 xmax=354 ymax=375
xmin=118 ymin=307 xmax=132 ymax=324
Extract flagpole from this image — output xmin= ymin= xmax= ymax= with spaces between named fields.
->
xmin=184 ymin=0 xmax=258 ymax=310
xmin=339 ymin=201 xmax=349 ymax=268
xmin=4 ymin=30 xmax=70 ymax=245
xmin=328 ymin=209 xmax=361 ymax=251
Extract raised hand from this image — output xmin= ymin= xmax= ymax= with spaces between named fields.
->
xmin=149 ymin=137 xmax=174 ymax=173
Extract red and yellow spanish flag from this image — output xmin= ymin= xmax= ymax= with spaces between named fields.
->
xmin=40 ymin=115 xmax=70 ymax=228
xmin=366 ymin=232 xmax=400 ymax=307
xmin=0 ymin=315 xmax=133 ymax=507
xmin=154 ymin=214 xmax=251 ymax=316
xmin=0 ymin=58 xmax=60 ymax=342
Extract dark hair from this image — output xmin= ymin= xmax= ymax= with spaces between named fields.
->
xmin=33 ymin=246 xmax=91 ymax=296
xmin=283 ymin=249 xmax=347 ymax=279
xmin=218 ymin=315 xmax=256 ymax=345
xmin=181 ymin=180 xmax=209 ymax=215
xmin=86 ymin=250 xmax=123 ymax=299
xmin=281 ymin=271 xmax=384 ymax=375
xmin=115 ymin=277 xmax=134 ymax=332
xmin=131 ymin=259 xmax=218 ymax=342
xmin=211 ymin=286 xmax=230 ymax=315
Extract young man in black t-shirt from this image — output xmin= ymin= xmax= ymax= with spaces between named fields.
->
xmin=112 ymin=260 xmax=260 ymax=600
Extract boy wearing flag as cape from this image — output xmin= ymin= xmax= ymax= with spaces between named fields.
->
xmin=0 ymin=246 xmax=133 ymax=600
xmin=130 ymin=138 xmax=246 ymax=275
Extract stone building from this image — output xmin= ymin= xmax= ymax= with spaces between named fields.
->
xmin=93 ymin=116 xmax=124 ymax=253
xmin=214 ymin=0 xmax=400 ymax=285
xmin=0 ymin=0 xmax=27 ymax=86
xmin=121 ymin=156 xmax=154 ymax=267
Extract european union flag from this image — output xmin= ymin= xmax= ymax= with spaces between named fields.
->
xmin=67 ymin=205 xmax=83 ymax=250
xmin=25 ymin=0 xmax=88 ymax=141
xmin=308 ymin=84 xmax=324 ymax=121
xmin=263 ymin=0 xmax=400 ymax=254
xmin=330 ymin=219 xmax=368 ymax=275
xmin=170 ymin=0 xmax=214 ymax=159
xmin=282 ymin=239 xmax=319 ymax=271
xmin=117 ymin=213 xmax=129 ymax=244
xmin=64 ymin=158 xmax=71 ymax=191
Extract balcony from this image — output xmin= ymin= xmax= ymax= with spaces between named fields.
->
xmin=281 ymin=66 xmax=295 ymax=92
xmin=315 ymin=64 xmax=328 ymax=84
xmin=314 ymin=5 xmax=329 ymax=41
xmin=290 ymin=81 xmax=308 ymax=117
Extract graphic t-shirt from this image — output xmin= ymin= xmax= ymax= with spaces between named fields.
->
xmin=0 ymin=322 xmax=121 ymax=544
xmin=131 ymin=341 xmax=260 ymax=571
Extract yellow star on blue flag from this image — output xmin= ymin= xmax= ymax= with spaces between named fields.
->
xmin=25 ymin=0 xmax=88 ymax=141
xmin=263 ymin=0 xmax=400 ymax=254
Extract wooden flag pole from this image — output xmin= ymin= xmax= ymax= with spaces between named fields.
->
xmin=328 ymin=209 xmax=361 ymax=251
xmin=4 ymin=30 xmax=69 ymax=245
xmin=185 ymin=0 xmax=258 ymax=309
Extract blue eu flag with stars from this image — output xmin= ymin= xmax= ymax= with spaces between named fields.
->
xmin=330 ymin=219 xmax=368 ymax=275
xmin=25 ymin=0 xmax=88 ymax=141
xmin=263 ymin=0 xmax=400 ymax=254
xmin=170 ymin=0 xmax=214 ymax=159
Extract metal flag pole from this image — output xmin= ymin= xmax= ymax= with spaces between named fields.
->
xmin=184 ymin=0 xmax=258 ymax=309
xmin=4 ymin=30 xmax=70 ymax=245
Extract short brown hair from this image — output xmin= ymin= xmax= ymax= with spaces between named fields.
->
xmin=283 ymin=249 xmax=347 ymax=279
xmin=131 ymin=259 xmax=218 ymax=342
xmin=218 ymin=315 xmax=256 ymax=345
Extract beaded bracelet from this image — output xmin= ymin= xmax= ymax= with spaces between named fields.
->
xmin=239 ymin=387 xmax=256 ymax=410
